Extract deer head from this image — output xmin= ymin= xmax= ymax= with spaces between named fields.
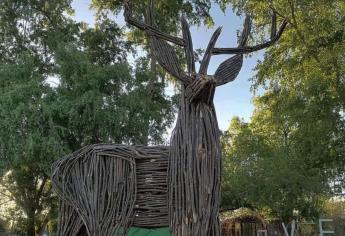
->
xmin=124 ymin=0 xmax=287 ymax=105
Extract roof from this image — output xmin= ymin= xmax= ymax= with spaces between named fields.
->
xmin=220 ymin=208 xmax=267 ymax=226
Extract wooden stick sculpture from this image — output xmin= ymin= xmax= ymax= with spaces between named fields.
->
xmin=52 ymin=145 xmax=170 ymax=236
xmin=124 ymin=1 xmax=287 ymax=235
xmin=51 ymin=1 xmax=286 ymax=235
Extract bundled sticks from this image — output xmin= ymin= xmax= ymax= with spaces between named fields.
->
xmin=169 ymin=86 xmax=222 ymax=236
xmin=52 ymin=144 xmax=169 ymax=236
xmin=55 ymin=201 xmax=85 ymax=236
xmin=134 ymin=147 xmax=169 ymax=227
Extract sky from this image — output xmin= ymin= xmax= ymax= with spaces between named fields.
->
xmin=71 ymin=0 xmax=264 ymax=131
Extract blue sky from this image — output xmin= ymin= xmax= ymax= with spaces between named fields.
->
xmin=71 ymin=0 xmax=264 ymax=131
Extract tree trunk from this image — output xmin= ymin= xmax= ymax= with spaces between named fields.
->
xmin=26 ymin=210 xmax=36 ymax=236
xmin=38 ymin=216 xmax=49 ymax=236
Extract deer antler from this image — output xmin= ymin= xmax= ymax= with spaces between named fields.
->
xmin=124 ymin=0 xmax=192 ymax=85
xmin=212 ymin=12 xmax=288 ymax=55
xmin=124 ymin=0 xmax=185 ymax=47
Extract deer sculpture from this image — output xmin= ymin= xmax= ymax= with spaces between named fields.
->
xmin=124 ymin=1 xmax=287 ymax=236
xmin=51 ymin=1 xmax=287 ymax=236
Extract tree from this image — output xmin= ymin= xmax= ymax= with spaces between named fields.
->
xmin=51 ymin=32 xmax=176 ymax=148
xmin=222 ymin=115 xmax=327 ymax=222
xmin=0 ymin=52 xmax=64 ymax=235
xmin=220 ymin=0 xmax=345 ymax=222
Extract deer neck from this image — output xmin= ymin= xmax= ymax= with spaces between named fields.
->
xmin=172 ymin=77 xmax=219 ymax=145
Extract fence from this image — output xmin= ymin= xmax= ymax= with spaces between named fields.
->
xmin=221 ymin=220 xmax=345 ymax=236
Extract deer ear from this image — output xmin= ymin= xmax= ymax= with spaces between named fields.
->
xmin=214 ymin=54 xmax=243 ymax=86
xmin=150 ymin=37 xmax=187 ymax=83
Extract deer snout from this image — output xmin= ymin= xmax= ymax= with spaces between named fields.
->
xmin=185 ymin=74 xmax=216 ymax=103
xmin=195 ymin=74 xmax=216 ymax=84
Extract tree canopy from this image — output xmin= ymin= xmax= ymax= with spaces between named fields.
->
xmin=221 ymin=0 xmax=345 ymax=222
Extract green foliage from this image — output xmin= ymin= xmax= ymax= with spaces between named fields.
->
xmin=0 ymin=52 xmax=62 ymax=235
xmin=0 ymin=0 xmax=75 ymax=65
xmin=92 ymin=0 xmax=214 ymax=29
xmin=52 ymin=43 xmax=175 ymax=147
xmin=222 ymin=116 xmax=327 ymax=221
xmin=221 ymin=0 xmax=345 ymax=222
xmin=0 ymin=53 xmax=64 ymax=169
xmin=80 ymin=18 xmax=133 ymax=64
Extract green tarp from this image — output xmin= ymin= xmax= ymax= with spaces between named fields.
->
xmin=126 ymin=227 xmax=170 ymax=236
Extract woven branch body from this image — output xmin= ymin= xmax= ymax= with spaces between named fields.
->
xmin=52 ymin=145 xmax=170 ymax=236
xmin=52 ymin=145 xmax=137 ymax=236
xmin=56 ymin=201 xmax=85 ymax=236
xmin=169 ymin=78 xmax=221 ymax=236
